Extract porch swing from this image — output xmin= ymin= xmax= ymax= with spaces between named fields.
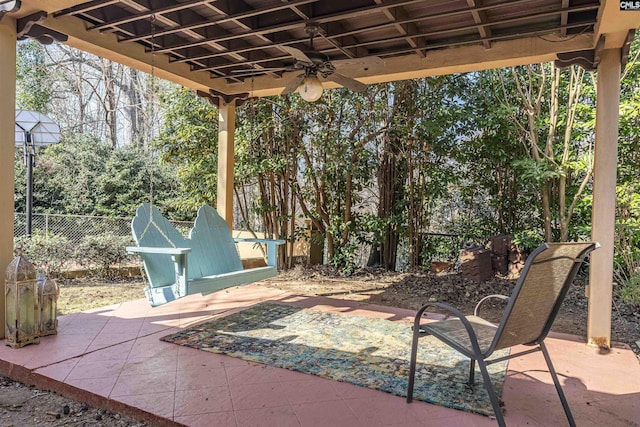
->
xmin=126 ymin=16 xmax=284 ymax=307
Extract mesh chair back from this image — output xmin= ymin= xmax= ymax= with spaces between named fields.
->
xmin=493 ymin=242 xmax=597 ymax=351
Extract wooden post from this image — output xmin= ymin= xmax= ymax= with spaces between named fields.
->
xmin=587 ymin=48 xmax=621 ymax=349
xmin=0 ymin=19 xmax=17 ymax=340
xmin=217 ymin=102 xmax=236 ymax=230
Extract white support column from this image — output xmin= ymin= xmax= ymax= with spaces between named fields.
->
xmin=588 ymin=48 xmax=621 ymax=348
xmin=0 ymin=20 xmax=17 ymax=340
xmin=216 ymin=102 xmax=236 ymax=229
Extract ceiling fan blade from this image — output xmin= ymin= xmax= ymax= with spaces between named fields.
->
xmin=281 ymin=73 xmax=305 ymax=95
xmin=280 ymin=45 xmax=313 ymax=64
xmin=331 ymin=56 xmax=384 ymax=70
xmin=325 ymin=73 xmax=367 ymax=92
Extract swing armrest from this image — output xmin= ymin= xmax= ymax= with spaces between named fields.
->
xmin=127 ymin=246 xmax=191 ymax=302
xmin=233 ymin=238 xmax=286 ymax=268
xmin=126 ymin=246 xmax=192 ymax=255
xmin=233 ymin=238 xmax=286 ymax=245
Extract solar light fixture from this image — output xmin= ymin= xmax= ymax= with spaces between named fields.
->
xmin=15 ymin=111 xmax=61 ymax=235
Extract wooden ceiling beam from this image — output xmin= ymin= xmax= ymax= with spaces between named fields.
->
xmin=594 ymin=0 xmax=640 ymax=49
xmin=560 ymin=0 xmax=569 ymax=38
xmin=172 ymin=0 xmax=538 ymax=65
xmin=171 ymin=38 xmax=277 ymax=64
xmin=194 ymin=16 xmax=598 ymax=76
xmin=467 ymin=0 xmax=492 ymax=49
xmin=326 ymin=9 xmax=597 ymax=54
xmin=129 ymin=1 xmax=248 ymax=81
xmin=202 ymin=54 xmax=293 ymax=73
xmin=62 ymin=2 xmax=228 ymax=79
xmin=152 ymin=1 xmax=597 ymax=59
xmin=119 ymin=0 xmax=319 ymax=44
xmin=199 ymin=19 xmax=596 ymax=75
xmin=33 ymin=12 xmax=218 ymax=93
xmin=374 ymin=0 xmax=427 ymax=58
xmin=148 ymin=0 xmax=430 ymax=54
xmin=54 ymin=0 xmax=120 ymax=17
xmin=375 ymin=22 xmax=601 ymax=61
xmin=197 ymin=0 xmax=281 ymax=79
xmin=232 ymin=33 xmax=595 ymax=97
xmin=88 ymin=0 xmax=214 ymax=32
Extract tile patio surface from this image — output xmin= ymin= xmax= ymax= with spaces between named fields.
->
xmin=0 ymin=283 xmax=638 ymax=426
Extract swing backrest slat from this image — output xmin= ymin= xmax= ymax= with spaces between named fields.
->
xmin=189 ymin=204 xmax=244 ymax=277
xmin=131 ymin=204 xmax=245 ymax=287
xmin=131 ymin=203 xmax=191 ymax=287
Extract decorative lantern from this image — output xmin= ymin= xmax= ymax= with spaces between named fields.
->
xmin=5 ymin=249 xmax=40 ymax=348
xmin=38 ymin=273 xmax=59 ymax=336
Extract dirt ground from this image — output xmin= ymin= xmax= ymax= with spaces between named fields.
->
xmin=0 ymin=276 xmax=149 ymax=427
xmin=0 ymin=267 xmax=638 ymax=426
xmin=0 ymin=376 xmax=145 ymax=427
xmin=263 ymin=265 xmax=640 ymax=355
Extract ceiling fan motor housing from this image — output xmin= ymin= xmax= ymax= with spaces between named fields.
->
xmin=303 ymin=51 xmax=329 ymax=65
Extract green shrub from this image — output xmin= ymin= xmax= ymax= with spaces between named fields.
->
xmin=512 ymin=229 xmax=544 ymax=253
xmin=614 ymin=184 xmax=640 ymax=306
xmin=619 ymin=273 xmax=640 ymax=306
xmin=14 ymin=232 xmax=74 ymax=277
xmin=421 ymin=235 xmax=459 ymax=268
xmin=76 ymin=233 xmax=132 ymax=279
xmin=330 ymin=244 xmax=358 ymax=276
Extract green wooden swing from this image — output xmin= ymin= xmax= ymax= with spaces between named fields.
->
xmin=127 ymin=203 xmax=284 ymax=306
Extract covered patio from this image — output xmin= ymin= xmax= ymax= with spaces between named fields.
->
xmin=0 ymin=284 xmax=638 ymax=426
xmin=1 ymin=0 xmax=638 ymax=346
xmin=1 ymin=0 xmax=640 ymax=425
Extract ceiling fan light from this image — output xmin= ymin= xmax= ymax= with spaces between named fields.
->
xmin=299 ymin=75 xmax=323 ymax=102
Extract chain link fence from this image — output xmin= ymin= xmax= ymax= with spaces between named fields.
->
xmin=14 ymin=212 xmax=193 ymax=244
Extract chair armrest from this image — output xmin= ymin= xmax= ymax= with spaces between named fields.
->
xmin=233 ymin=238 xmax=286 ymax=268
xmin=474 ymin=294 xmax=509 ymax=317
xmin=126 ymin=246 xmax=192 ymax=255
xmin=413 ymin=301 xmax=486 ymax=357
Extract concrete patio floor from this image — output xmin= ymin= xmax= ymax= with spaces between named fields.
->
xmin=0 ymin=284 xmax=637 ymax=426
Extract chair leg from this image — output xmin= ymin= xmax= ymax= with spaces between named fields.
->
xmin=406 ymin=319 xmax=422 ymax=403
xmin=468 ymin=359 xmax=476 ymax=389
xmin=476 ymin=357 xmax=506 ymax=427
xmin=540 ymin=342 xmax=576 ymax=427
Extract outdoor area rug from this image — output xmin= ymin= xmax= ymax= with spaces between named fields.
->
xmin=160 ymin=303 xmax=509 ymax=417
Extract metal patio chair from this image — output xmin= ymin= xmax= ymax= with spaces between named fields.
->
xmin=407 ymin=242 xmax=599 ymax=427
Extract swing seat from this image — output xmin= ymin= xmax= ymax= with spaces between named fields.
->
xmin=126 ymin=203 xmax=285 ymax=307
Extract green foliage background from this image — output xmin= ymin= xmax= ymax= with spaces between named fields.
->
xmin=12 ymin=34 xmax=640 ymax=300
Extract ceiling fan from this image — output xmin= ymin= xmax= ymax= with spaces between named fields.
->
xmin=235 ymin=22 xmax=383 ymax=102
xmin=279 ymin=22 xmax=383 ymax=101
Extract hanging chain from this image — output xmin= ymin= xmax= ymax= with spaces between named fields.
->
xmin=147 ymin=14 xmax=157 ymax=206
xmin=149 ymin=13 xmax=157 ymax=143
xmin=250 ymin=76 xmax=257 ymax=144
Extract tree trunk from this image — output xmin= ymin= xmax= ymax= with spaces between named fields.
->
xmin=376 ymin=82 xmax=414 ymax=270
xmin=101 ymin=58 xmax=117 ymax=149
xmin=377 ymin=141 xmax=401 ymax=270
xmin=74 ymin=54 xmax=86 ymax=134
xmin=542 ymin=183 xmax=552 ymax=241
xmin=125 ymin=68 xmax=144 ymax=147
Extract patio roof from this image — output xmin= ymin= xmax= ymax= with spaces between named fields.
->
xmin=6 ymin=1 xmax=639 ymax=99
xmin=1 ymin=0 xmax=640 ymax=348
